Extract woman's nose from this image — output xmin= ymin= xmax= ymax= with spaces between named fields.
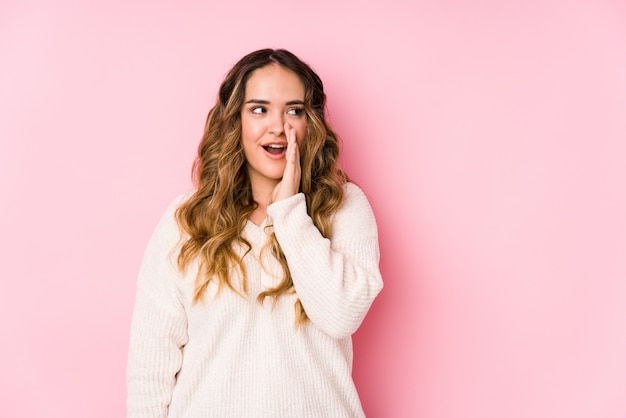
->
xmin=268 ymin=112 xmax=285 ymax=136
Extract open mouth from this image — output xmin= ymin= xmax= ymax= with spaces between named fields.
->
xmin=263 ymin=144 xmax=287 ymax=155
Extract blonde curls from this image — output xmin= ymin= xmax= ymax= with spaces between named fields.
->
xmin=175 ymin=49 xmax=347 ymax=325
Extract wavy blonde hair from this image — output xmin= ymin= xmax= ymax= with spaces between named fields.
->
xmin=175 ymin=49 xmax=347 ymax=325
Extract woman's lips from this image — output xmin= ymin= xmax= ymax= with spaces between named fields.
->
xmin=263 ymin=144 xmax=287 ymax=155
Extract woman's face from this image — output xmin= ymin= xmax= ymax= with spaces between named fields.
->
xmin=241 ymin=64 xmax=307 ymax=192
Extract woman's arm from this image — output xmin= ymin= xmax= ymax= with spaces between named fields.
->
xmin=127 ymin=199 xmax=188 ymax=418
xmin=267 ymin=183 xmax=383 ymax=339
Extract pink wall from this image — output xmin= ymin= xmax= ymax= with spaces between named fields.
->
xmin=1 ymin=0 xmax=625 ymax=417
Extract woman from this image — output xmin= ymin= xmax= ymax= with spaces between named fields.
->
xmin=127 ymin=48 xmax=383 ymax=417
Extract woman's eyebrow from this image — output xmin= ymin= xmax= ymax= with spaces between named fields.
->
xmin=245 ymin=99 xmax=270 ymax=104
xmin=244 ymin=99 xmax=304 ymax=105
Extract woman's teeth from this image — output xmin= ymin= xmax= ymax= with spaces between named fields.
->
xmin=263 ymin=144 xmax=286 ymax=154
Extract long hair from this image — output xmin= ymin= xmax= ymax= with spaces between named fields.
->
xmin=175 ymin=49 xmax=347 ymax=325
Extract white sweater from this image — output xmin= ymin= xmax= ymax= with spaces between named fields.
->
xmin=127 ymin=183 xmax=383 ymax=418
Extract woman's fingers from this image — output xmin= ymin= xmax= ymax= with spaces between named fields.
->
xmin=282 ymin=123 xmax=300 ymax=194
xmin=272 ymin=123 xmax=301 ymax=202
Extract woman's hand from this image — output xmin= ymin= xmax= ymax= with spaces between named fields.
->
xmin=272 ymin=123 xmax=301 ymax=203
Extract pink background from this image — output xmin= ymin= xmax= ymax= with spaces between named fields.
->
xmin=1 ymin=0 xmax=625 ymax=417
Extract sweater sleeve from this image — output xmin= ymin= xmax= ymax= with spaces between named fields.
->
xmin=266 ymin=183 xmax=383 ymax=339
xmin=127 ymin=197 xmax=189 ymax=418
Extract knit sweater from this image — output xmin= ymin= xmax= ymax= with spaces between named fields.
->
xmin=127 ymin=182 xmax=383 ymax=418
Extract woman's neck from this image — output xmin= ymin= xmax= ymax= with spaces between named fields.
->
xmin=249 ymin=178 xmax=277 ymax=225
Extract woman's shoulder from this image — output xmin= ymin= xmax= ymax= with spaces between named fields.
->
xmin=344 ymin=181 xmax=362 ymax=195
xmin=150 ymin=191 xmax=194 ymax=238
xmin=170 ymin=190 xmax=195 ymax=210
xmin=157 ymin=190 xmax=195 ymax=221
xmin=333 ymin=182 xmax=378 ymax=236
xmin=342 ymin=182 xmax=373 ymax=209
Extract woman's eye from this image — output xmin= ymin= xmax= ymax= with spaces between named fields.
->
xmin=287 ymin=108 xmax=303 ymax=116
xmin=252 ymin=107 xmax=266 ymax=114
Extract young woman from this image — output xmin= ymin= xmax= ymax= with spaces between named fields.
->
xmin=127 ymin=48 xmax=383 ymax=417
